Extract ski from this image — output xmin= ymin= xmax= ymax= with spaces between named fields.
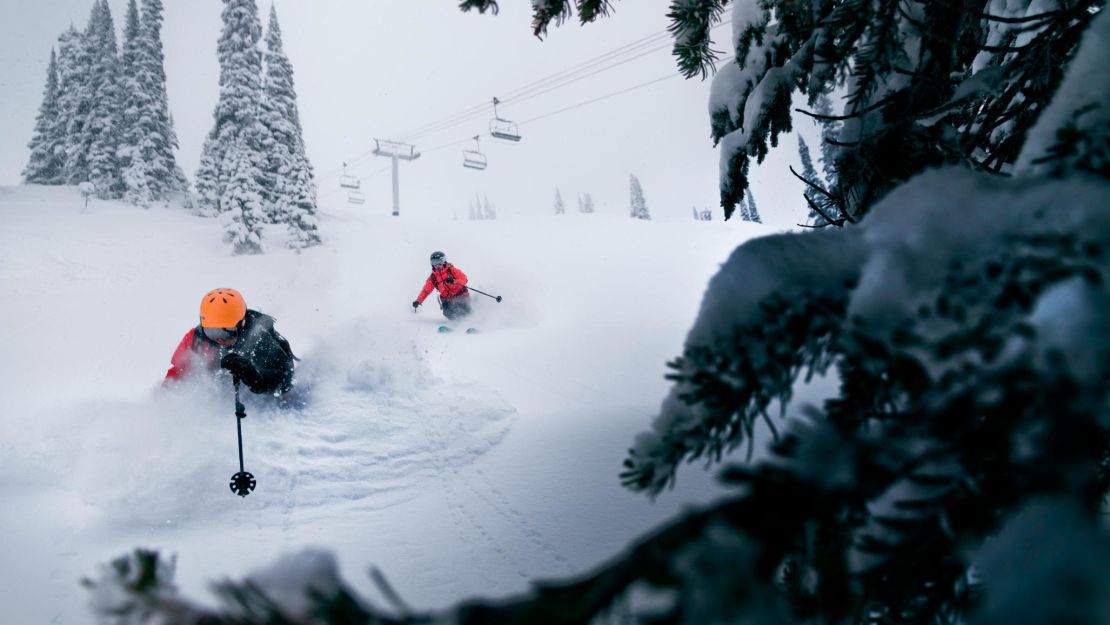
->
xmin=437 ymin=326 xmax=479 ymax=334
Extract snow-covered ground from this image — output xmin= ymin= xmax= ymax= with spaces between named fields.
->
xmin=0 ymin=186 xmax=773 ymax=622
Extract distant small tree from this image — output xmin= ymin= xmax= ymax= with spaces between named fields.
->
xmin=581 ymin=192 xmax=595 ymax=214
xmin=797 ymin=135 xmax=827 ymax=227
xmin=700 ymin=207 xmax=712 ymax=221
xmin=736 ymin=192 xmax=751 ymax=221
xmin=744 ymin=187 xmax=761 ymax=224
xmin=629 ymin=174 xmax=650 ymax=220
xmin=482 ymin=194 xmax=496 ymax=220
xmin=554 ymin=188 xmax=565 ymax=214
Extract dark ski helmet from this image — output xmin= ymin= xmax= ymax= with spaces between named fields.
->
xmin=430 ymin=251 xmax=446 ymax=267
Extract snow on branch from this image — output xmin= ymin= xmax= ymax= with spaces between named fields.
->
xmin=622 ymin=168 xmax=1110 ymax=495
xmin=1015 ymin=6 xmax=1110 ymax=177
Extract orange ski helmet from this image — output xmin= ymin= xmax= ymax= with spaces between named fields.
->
xmin=199 ymin=288 xmax=247 ymax=328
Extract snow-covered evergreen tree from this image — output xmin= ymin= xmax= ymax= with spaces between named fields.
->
xmin=59 ymin=18 xmax=93 ymax=185
xmin=138 ymin=0 xmax=188 ymax=197
xmin=23 ymin=48 xmax=65 ymax=184
xmin=812 ymin=92 xmax=838 ymax=189
xmin=482 ymin=194 xmax=496 ymax=220
xmin=735 ymin=191 xmax=751 ymax=221
xmin=29 ymin=0 xmax=183 ymax=204
xmin=118 ymin=0 xmax=154 ymax=206
xmin=82 ymin=0 xmax=123 ymax=199
xmin=744 ymin=187 xmax=761 ymax=224
xmin=219 ymin=137 xmax=265 ymax=254
xmin=261 ymin=4 xmax=318 ymax=246
xmin=197 ymin=0 xmax=265 ymax=218
xmin=194 ymin=136 xmax=221 ymax=216
xmin=554 ymin=188 xmax=565 ymax=214
xmin=277 ymin=152 xmax=320 ymax=248
xmin=119 ymin=0 xmax=142 ymax=76
xmin=629 ymin=173 xmax=649 ymax=220
xmin=581 ymin=192 xmax=594 ymax=213
xmin=797 ymin=135 xmax=827 ymax=226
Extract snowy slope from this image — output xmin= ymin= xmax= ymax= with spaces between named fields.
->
xmin=0 ymin=185 xmax=770 ymax=623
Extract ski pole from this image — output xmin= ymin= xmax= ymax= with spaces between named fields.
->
xmin=465 ymin=285 xmax=503 ymax=303
xmin=229 ymin=377 xmax=256 ymax=497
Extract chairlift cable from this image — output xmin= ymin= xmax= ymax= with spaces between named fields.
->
xmin=401 ymin=19 xmax=729 ymax=143
xmin=518 ymin=72 xmax=683 ymax=126
xmin=497 ymin=40 xmax=675 ymax=109
xmin=497 ymin=32 xmax=672 ymax=102
xmin=398 ymin=30 xmax=684 ymax=142
xmin=402 ymin=39 xmax=672 ymax=143
xmin=395 ymin=28 xmax=673 ymax=141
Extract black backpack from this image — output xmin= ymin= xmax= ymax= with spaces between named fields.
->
xmin=204 ymin=310 xmax=296 ymax=394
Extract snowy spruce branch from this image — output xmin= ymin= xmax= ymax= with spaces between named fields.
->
xmin=701 ymin=0 xmax=1103 ymax=219
xmin=458 ymin=0 xmax=614 ymax=38
xmin=624 ymin=168 xmax=1110 ymax=496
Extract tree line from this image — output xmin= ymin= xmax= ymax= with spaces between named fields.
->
xmin=24 ymin=0 xmax=319 ymax=252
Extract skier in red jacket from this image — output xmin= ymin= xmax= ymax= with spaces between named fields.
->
xmin=412 ymin=251 xmax=471 ymax=320
xmin=164 ymin=288 xmax=296 ymax=395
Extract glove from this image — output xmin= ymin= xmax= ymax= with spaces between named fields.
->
xmin=220 ymin=352 xmax=251 ymax=381
xmin=412 ymin=300 xmax=421 ymax=309
xmin=446 ymin=276 xmax=455 ymax=284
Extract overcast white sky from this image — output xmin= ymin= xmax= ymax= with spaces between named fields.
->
xmin=0 ymin=0 xmax=811 ymax=226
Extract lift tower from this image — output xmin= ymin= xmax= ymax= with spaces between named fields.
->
xmin=371 ymin=139 xmax=420 ymax=216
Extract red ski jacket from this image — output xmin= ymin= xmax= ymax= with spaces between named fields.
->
xmin=163 ymin=327 xmax=222 ymax=384
xmin=416 ymin=263 xmax=469 ymax=304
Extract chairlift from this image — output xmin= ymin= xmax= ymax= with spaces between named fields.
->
xmin=347 ymin=190 xmax=366 ymax=205
xmin=463 ymin=135 xmax=487 ymax=170
xmin=339 ymin=162 xmax=361 ymax=190
xmin=489 ymin=97 xmax=521 ymax=142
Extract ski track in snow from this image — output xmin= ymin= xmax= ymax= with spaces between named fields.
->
xmin=10 ymin=329 xmax=518 ymax=533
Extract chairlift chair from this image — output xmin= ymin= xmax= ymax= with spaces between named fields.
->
xmin=339 ymin=162 xmax=361 ymax=189
xmin=347 ymin=190 xmax=366 ymax=205
xmin=489 ymin=97 xmax=521 ymax=142
xmin=463 ymin=135 xmax=487 ymax=170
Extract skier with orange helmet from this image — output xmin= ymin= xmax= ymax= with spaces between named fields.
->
xmin=164 ymin=288 xmax=297 ymax=395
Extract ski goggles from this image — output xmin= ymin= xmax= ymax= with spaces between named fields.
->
xmin=431 ymin=259 xmax=446 ymax=268
xmin=202 ymin=325 xmax=241 ymax=341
